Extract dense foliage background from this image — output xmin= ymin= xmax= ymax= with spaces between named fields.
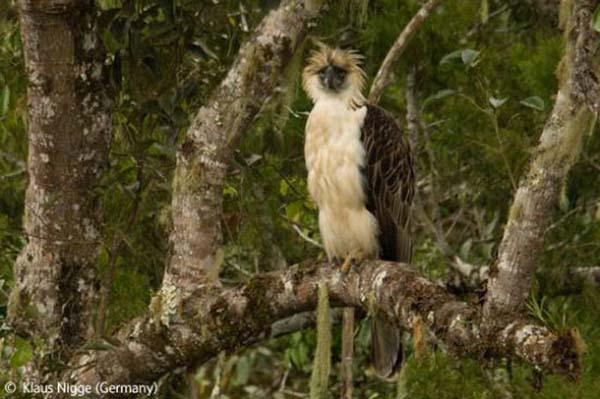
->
xmin=0 ymin=0 xmax=599 ymax=397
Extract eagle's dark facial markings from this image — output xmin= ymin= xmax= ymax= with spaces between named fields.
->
xmin=318 ymin=64 xmax=347 ymax=91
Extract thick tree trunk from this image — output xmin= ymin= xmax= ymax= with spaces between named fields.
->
xmin=69 ymin=260 xmax=581 ymax=396
xmin=8 ymin=0 xmax=111 ymax=351
xmin=482 ymin=0 xmax=599 ymax=328
xmin=162 ymin=0 xmax=324 ymax=294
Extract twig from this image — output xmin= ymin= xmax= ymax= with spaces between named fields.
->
xmin=369 ymin=0 xmax=443 ymax=103
xmin=290 ymin=223 xmax=323 ymax=248
xmin=271 ymin=309 xmax=345 ymax=338
xmin=405 ymin=65 xmax=420 ymax=149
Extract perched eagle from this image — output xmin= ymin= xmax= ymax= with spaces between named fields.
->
xmin=302 ymin=45 xmax=414 ymax=378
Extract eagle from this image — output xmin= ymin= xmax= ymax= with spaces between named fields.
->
xmin=302 ymin=44 xmax=414 ymax=378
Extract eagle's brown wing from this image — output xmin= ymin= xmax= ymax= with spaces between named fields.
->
xmin=361 ymin=104 xmax=414 ymax=378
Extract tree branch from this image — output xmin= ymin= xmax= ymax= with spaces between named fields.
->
xmin=163 ymin=0 xmax=325 ymax=294
xmin=368 ymin=0 xmax=443 ymax=103
xmin=68 ymin=260 xmax=580 ymax=396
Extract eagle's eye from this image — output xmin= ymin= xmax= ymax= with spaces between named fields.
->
xmin=333 ymin=66 xmax=347 ymax=79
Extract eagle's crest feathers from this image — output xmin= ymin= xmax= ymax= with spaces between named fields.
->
xmin=302 ymin=44 xmax=366 ymax=106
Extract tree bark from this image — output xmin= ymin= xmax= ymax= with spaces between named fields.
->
xmin=162 ymin=0 xmax=324 ymax=295
xmin=8 ymin=0 xmax=111 ymax=351
xmin=482 ymin=0 xmax=598 ymax=328
xmin=68 ymin=260 xmax=581 ymax=397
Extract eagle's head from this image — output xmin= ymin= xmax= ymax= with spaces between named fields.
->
xmin=302 ymin=44 xmax=365 ymax=105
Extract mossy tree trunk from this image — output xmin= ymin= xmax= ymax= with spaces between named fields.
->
xmin=482 ymin=0 xmax=599 ymax=330
xmin=8 ymin=0 xmax=111 ymax=358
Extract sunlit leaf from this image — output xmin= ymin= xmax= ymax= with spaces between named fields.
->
xmin=520 ymin=96 xmax=545 ymax=111
xmin=593 ymin=5 xmax=600 ymax=32
xmin=489 ymin=96 xmax=508 ymax=108
xmin=461 ymin=49 xmax=480 ymax=66
xmin=285 ymin=201 xmax=303 ymax=222
xmin=481 ymin=0 xmax=489 ymax=24
xmin=439 ymin=50 xmax=463 ymax=65
xmin=422 ymin=89 xmax=456 ymax=108
xmin=440 ymin=49 xmax=479 ymax=67
xmin=190 ymin=39 xmax=219 ymax=61
xmin=0 ymin=85 xmax=9 ymax=116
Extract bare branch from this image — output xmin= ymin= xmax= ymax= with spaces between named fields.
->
xmin=405 ymin=65 xmax=421 ymax=150
xmin=368 ymin=0 xmax=443 ymax=103
xmin=271 ymin=309 xmax=345 ymax=338
xmin=291 ymin=223 xmax=323 ymax=248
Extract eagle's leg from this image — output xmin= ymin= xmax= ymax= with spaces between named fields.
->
xmin=341 ymin=250 xmax=366 ymax=273
xmin=341 ymin=254 xmax=353 ymax=274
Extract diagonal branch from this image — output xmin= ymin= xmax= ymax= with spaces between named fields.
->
xmin=69 ymin=260 xmax=581 ymax=395
xmin=368 ymin=0 xmax=443 ymax=103
xmin=163 ymin=0 xmax=325 ymax=294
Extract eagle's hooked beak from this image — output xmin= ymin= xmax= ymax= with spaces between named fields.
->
xmin=321 ymin=65 xmax=337 ymax=91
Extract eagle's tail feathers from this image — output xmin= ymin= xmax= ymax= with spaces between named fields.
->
xmin=371 ymin=316 xmax=403 ymax=379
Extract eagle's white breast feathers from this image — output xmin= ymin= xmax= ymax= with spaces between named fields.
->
xmin=305 ymin=99 xmax=379 ymax=260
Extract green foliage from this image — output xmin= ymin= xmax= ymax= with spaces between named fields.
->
xmin=0 ymin=4 xmax=25 ymax=317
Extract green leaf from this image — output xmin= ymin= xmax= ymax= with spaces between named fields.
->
xmin=489 ymin=96 xmax=508 ymax=108
xmin=1 ymin=85 xmax=10 ymax=116
xmin=439 ymin=50 xmax=463 ymax=65
xmin=244 ymin=153 xmax=262 ymax=166
xmin=593 ymin=5 xmax=600 ymax=32
xmin=224 ymin=184 xmax=238 ymax=198
xmin=461 ymin=49 xmax=480 ymax=66
xmin=481 ymin=0 xmax=489 ymax=24
xmin=11 ymin=337 xmax=33 ymax=368
xmin=459 ymin=239 xmax=472 ymax=259
xmin=82 ymin=341 xmax=118 ymax=351
xmin=422 ymin=89 xmax=456 ymax=108
xmin=279 ymin=180 xmax=289 ymax=196
xmin=233 ymin=355 xmax=252 ymax=386
xmin=189 ymin=38 xmax=219 ymax=61
xmin=520 ymin=96 xmax=545 ymax=111
xmin=285 ymin=201 xmax=303 ymax=222
xmin=440 ymin=49 xmax=479 ymax=66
